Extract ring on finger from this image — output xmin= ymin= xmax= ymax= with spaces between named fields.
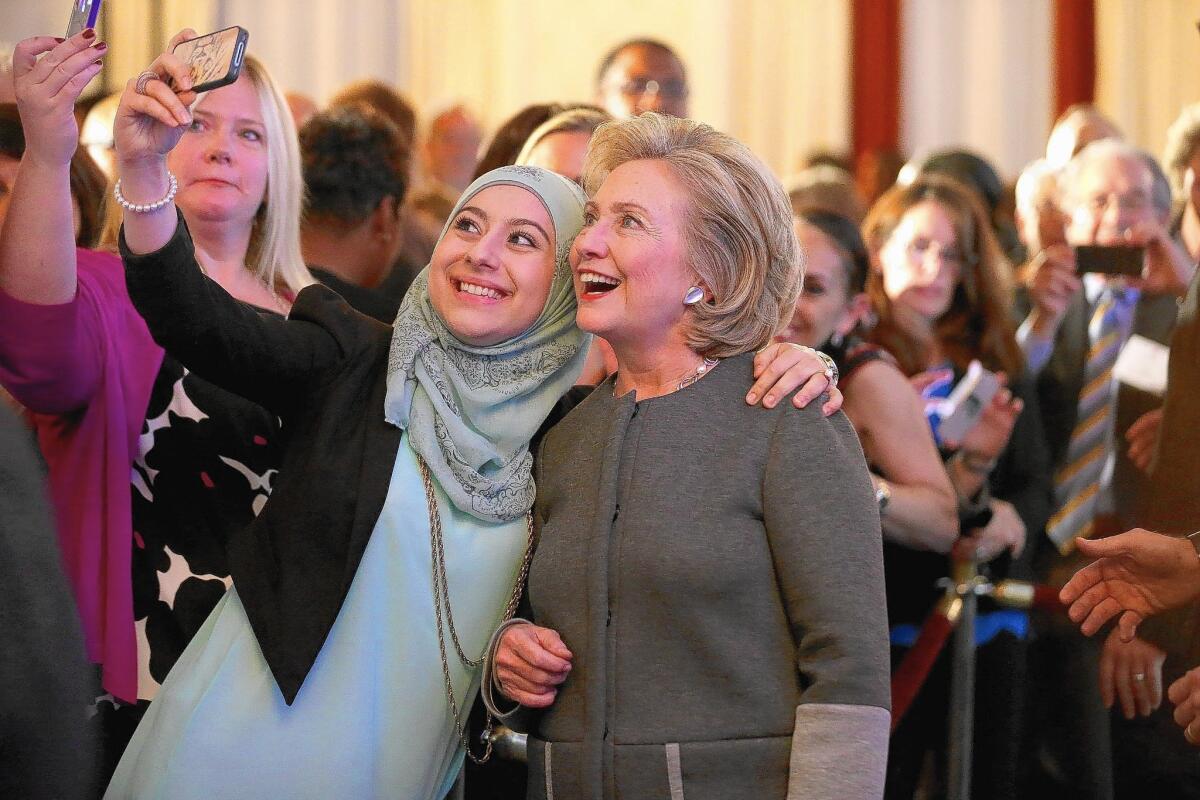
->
xmin=813 ymin=350 xmax=839 ymax=388
xmin=135 ymin=70 xmax=161 ymax=96
xmin=1134 ymin=673 xmax=1147 ymax=683
xmin=1187 ymin=721 xmax=1200 ymax=745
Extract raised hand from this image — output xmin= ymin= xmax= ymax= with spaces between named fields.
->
xmin=1124 ymin=219 xmax=1194 ymax=297
xmin=113 ymin=29 xmax=199 ymax=170
xmin=12 ymin=30 xmax=106 ymax=167
xmin=1025 ymin=244 xmax=1081 ymax=338
xmin=942 ymin=374 xmax=1023 ymax=466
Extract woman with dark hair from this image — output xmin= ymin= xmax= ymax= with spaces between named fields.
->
xmin=902 ymin=149 xmax=1024 ymax=263
xmin=864 ymin=174 xmax=1053 ymax=800
xmin=0 ymin=102 xmax=106 ymax=247
xmin=778 ymin=210 xmax=957 ymax=555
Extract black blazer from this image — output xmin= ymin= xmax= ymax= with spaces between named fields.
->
xmin=122 ymin=217 xmax=403 ymax=704
xmin=1034 ymin=288 xmax=1177 ymax=530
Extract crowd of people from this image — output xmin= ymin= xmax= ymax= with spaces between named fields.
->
xmin=1 ymin=23 xmax=1199 ymax=800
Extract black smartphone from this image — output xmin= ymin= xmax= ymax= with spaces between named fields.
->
xmin=1074 ymin=245 xmax=1145 ymax=277
xmin=171 ymin=27 xmax=249 ymax=94
xmin=66 ymin=0 xmax=102 ymax=38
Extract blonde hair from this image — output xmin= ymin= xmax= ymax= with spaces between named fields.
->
xmin=1163 ymin=102 xmax=1200 ymax=200
xmin=99 ymin=55 xmax=313 ymax=295
xmin=582 ymin=113 xmax=800 ymax=358
xmin=515 ymin=107 xmax=612 ymax=166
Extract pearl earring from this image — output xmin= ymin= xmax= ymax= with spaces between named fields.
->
xmin=683 ymin=286 xmax=705 ymax=305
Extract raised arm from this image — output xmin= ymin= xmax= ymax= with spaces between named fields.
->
xmin=762 ymin=407 xmax=890 ymax=800
xmin=113 ymin=33 xmax=347 ymax=413
xmin=0 ymin=33 xmax=110 ymax=411
xmin=0 ymin=33 xmax=103 ymax=304
xmin=121 ymin=213 xmax=346 ymax=415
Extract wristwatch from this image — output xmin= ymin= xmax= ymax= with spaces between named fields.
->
xmin=875 ymin=478 xmax=892 ymax=515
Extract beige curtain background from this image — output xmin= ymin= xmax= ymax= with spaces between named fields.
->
xmin=901 ymin=0 xmax=1053 ymax=178
xmin=1096 ymin=0 xmax=1200 ymax=167
xmin=6 ymin=0 xmax=1200 ymax=181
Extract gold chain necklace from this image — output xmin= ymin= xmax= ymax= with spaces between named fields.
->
xmin=417 ymin=454 xmax=535 ymax=765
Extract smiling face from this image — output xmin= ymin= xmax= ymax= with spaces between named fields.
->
xmin=524 ymin=131 xmax=592 ymax=185
xmin=878 ymin=199 xmax=965 ymax=323
xmin=777 ymin=222 xmax=861 ymax=349
xmin=571 ymin=159 xmax=694 ymax=349
xmin=426 ymin=184 xmax=558 ymax=347
xmin=167 ymin=74 xmax=269 ymax=227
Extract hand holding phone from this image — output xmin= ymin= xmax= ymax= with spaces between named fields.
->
xmin=1075 ymin=245 xmax=1145 ymax=278
xmin=934 ymin=361 xmax=1002 ymax=445
xmin=171 ymin=27 xmax=249 ymax=94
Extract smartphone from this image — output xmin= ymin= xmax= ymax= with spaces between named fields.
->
xmin=931 ymin=360 xmax=1001 ymax=444
xmin=1075 ymin=244 xmax=1145 ymax=277
xmin=171 ymin=27 xmax=249 ymax=94
xmin=66 ymin=0 xmax=102 ymax=38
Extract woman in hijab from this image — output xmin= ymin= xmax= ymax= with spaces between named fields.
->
xmin=103 ymin=44 xmax=835 ymax=799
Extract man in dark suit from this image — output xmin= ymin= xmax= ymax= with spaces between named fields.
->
xmin=1018 ymin=138 xmax=1195 ymax=799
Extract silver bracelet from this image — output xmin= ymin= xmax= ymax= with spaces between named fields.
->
xmin=113 ymin=171 xmax=178 ymax=214
xmin=810 ymin=347 xmax=839 ymax=388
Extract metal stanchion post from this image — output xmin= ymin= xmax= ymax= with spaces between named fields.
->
xmin=947 ymin=559 xmax=985 ymax=800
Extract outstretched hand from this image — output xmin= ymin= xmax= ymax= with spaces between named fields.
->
xmin=12 ymin=31 xmax=107 ymax=167
xmin=1060 ymin=529 xmax=1200 ymax=640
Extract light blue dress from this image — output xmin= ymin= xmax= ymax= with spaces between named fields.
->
xmin=105 ymin=435 xmax=529 ymax=800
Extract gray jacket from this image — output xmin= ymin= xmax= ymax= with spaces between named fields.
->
xmin=513 ymin=352 xmax=891 ymax=800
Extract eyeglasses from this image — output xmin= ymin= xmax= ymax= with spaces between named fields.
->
xmin=904 ymin=236 xmax=972 ymax=269
xmin=612 ymin=77 xmax=689 ymax=101
xmin=1082 ymin=191 xmax=1152 ymax=216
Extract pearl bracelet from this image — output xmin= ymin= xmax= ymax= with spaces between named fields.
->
xmin=113 ymin=171 xmax=178 ymax=214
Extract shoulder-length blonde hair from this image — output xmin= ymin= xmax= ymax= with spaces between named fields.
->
xmin=582 ymin=113 xmax=800 ymax=358
xmin=515 ymin=106 xmax=611 ymax=167
xmin=99 ymin=55 xmax=312 ymax=296
xmin=863 ymin=174 xmax=1022 ymax=378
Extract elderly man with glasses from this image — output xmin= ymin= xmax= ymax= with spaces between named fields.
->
xmin=1020 ymin=137 xmax=1196 ymax=799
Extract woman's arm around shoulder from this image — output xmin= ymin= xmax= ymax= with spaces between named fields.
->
xmin=842 ymin=359 xmax=958 ymax=553
xmin=762 ymin=403 xmax=890 ymax=800
xmin=121 ymin=213 xmax=358 ymax=415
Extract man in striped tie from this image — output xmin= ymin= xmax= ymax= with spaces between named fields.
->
xmin=1020 ymin=138 xmax=1197 ymax=798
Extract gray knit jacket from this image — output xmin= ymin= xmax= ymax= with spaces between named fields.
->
xmin=487 ymin=351 xmax=891 ymax=800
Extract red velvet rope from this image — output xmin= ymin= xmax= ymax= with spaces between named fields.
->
xmin=890 ymin=608 xmax=956 ymax=733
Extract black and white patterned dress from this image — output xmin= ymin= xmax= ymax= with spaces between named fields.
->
xmin=96 ymin=351 xmax=282 ymax=774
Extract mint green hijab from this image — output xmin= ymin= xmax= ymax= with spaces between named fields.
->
xmin=383 ymin=166 xmax=590 ymax=523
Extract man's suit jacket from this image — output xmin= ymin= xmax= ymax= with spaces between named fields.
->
xmin=1031 ymin=289 xmax=1178 ymax=579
